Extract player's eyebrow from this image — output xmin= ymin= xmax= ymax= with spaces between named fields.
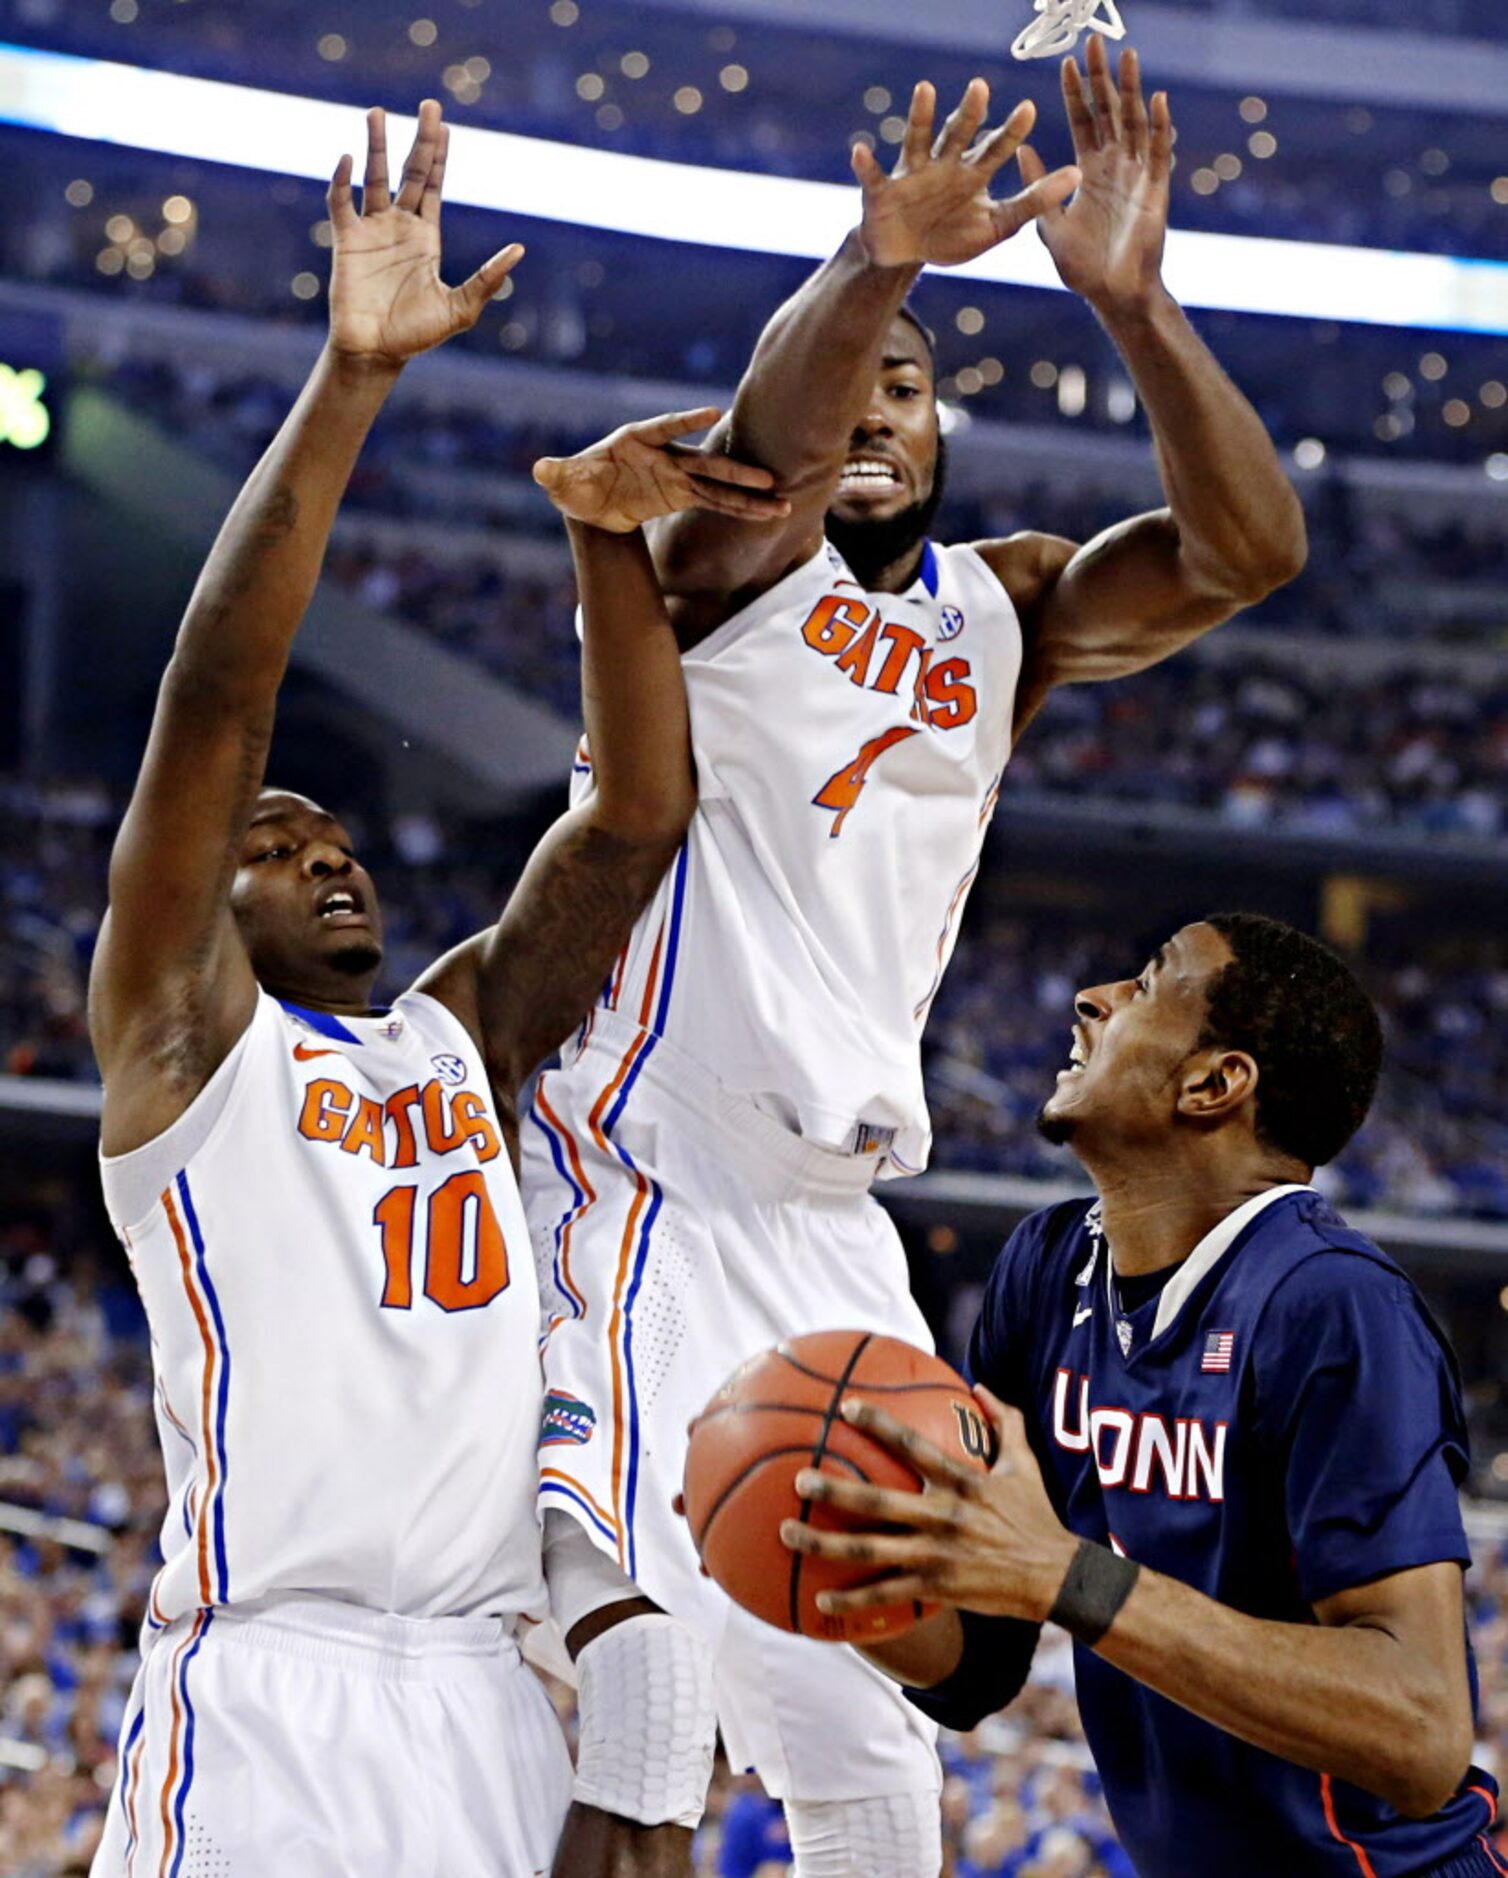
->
xmin=1148 ymin=945 xmax=1169 ymax=976
xmin=881 ymin=354 xmax=927 ymax=372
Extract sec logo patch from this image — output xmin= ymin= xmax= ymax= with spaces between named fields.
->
xmin=431 ymin=1053 xmax=467 ymax=1085
xmin=938 ymin=605 xmax=966 ymax=641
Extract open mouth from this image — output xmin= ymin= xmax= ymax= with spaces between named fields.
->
xmin=836 ymin=456 xmax=902 ymax=497
xmin=1057 ymin=1028 xmax=1091 ymax=1081
xmin=315 ymin=887 xmax=368 ymax=925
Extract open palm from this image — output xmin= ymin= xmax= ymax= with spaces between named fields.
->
xmin=1022 ymin=39 xmax=1172 ymax=314
xmin=855 ymin=80 xmax=1080 ymax=270
xmin=327 ymin=100 xmax=522 ymax=366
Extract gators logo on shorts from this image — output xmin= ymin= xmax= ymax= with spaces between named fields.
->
xmin=540 ymin=1390 xmax=597 ymax=1450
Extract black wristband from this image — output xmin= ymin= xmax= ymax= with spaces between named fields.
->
xmin=1047 ymin=1540 xmax=1140 ymax=1646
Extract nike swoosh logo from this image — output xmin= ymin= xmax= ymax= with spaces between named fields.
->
xmin=293 ymin=1041 xmax=339 ymax=1061
xmin=1073 ymin=1306 xmax=1093 ymax=1327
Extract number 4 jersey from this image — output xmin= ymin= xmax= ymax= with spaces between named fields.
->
xmin=570 ymin=537 xmax=1022 ymax=1176
xmin=100 ymin=989 xmax=548 ymax=1629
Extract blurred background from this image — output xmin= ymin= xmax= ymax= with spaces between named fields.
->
xmin=1 ymin=0 xmax=1507 ymax=1871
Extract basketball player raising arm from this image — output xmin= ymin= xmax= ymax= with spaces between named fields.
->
xmin=91 ymin=100 xmax=783 ymax=1164
xmin=84 ymin=100 xmax=783 ymax=1878
xmin=654 ymin=35 xmax=1306 ymax=706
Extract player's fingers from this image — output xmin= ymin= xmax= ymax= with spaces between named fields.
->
xmin=817 ymin=1574 xmax=930 ymax=1616
xmin=1061 ymin=58 xmax=1099 ymax=159
xmin=1086 ymin=31 xmax=1121 ymax=135
xmin=902 ymin=81 xmax=937 ymax=170
xmin=793 ymin=1470 xmax=937 ymax=1529
xmin=327 ymin=154 xmax=358 ymax=231
xmin=1148 ymin=91 xmax=1175 ymax=185
xmin=630 ymin=406 xmax=723 ymax=446
xmin=451 ymin=243 xmax=525 ymax=326
xmin=396 ymin=98 xmax=442 ymax=214
xmin=852 ymin=140 xmax=885 ymax=190
xmin=973 ymin=1386 xmax=1022 ymax=1459
xmin=967 ymin=100 xmax=1037 ymax=182
xmin=778 ymin=1520 xmax=921 ymax=1570
xmin=841 ymin=1399 xmax=981 ymax=1492
xmin=993 ymin=164 xmax=1081 ymax=241
xmin=421 ymin=119 xmax=449 ymax=224
xmin=531 ymin=455 xmax=564 ymax=490
xmin=1119 ymin=47 xmax=1149 ymax=158
xmin=935 ymin=77 xmax=989 ymax=162
xmin=363 ymin=107 xmax=391 ymax=212
xmin=688 ymin=484 xmax=793 ymax=523
xmin=678 ymin=450 xmax=781 ymax=492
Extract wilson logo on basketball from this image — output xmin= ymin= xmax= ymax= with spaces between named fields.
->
xmin=952 ymin=1400 xmax=993 ymax=1464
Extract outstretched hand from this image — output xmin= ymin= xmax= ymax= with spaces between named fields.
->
xmin=533 ymin=409 xmax=791 ymax=534
xmin=780 ymin=1389 xmax=1078 ymax=1623
xmin=327 ymin=99 xmax=523 ymax=367
xmin=1021 ymin=39 xmax=1173 ymax=314
xmin=854 ymin=79 xmax=1080 ymax=270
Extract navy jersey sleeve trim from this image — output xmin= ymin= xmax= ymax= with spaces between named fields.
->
xmin=902 ymin=1611 xmax=1043 ymax=1733
xmin=1302 ymin=1531 xmax=1471 ymax=1609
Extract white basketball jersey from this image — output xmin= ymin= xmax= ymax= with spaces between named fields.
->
xmin=100 ymin=989 xmax=547 ymax=1630
xmin=568 ymin=538 xmax=1021 ymax=1175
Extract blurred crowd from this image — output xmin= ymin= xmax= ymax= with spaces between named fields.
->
xmin=4 ymin=775 xmax=1506 ymax=1220
xmin=95 ymin=352 xmax=1508 ymax=634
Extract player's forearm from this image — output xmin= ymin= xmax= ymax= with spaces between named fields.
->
xmin=724 ymin=231 xmax=919 ymax=491
xmin=570 ymin=519 xmax=696 ymax=844
xmin=170 ymin=345 xmax=399 ymax=699
xmin=1091 ymin=1566 xmax=1466 ymax=1816
xmin=1097 ymin=289 xmax=1306 ymax=601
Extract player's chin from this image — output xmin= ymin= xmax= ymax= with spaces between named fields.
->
xmin=323 ymin=935 xmax=384 ymax=977
xmin=1036 ymin=1079 xmax=1087 ymax=1146
xmin=827 ymin=485 xmax=909 ymax=524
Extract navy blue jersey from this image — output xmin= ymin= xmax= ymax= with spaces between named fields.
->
xmin=917 ymin=1186 xmax=1498 ymax=1878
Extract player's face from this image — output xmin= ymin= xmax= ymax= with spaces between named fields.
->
xmin=229 ymin=791 xmax=384 ymax=1002
xmin=827 ymin=317 xmax=940 ymax=527
xmin=1037 ymin=923 xmax=1236 ymax=1150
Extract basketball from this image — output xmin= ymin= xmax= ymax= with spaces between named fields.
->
xmin=682 ymin=1329 xmax=993 ymax=1645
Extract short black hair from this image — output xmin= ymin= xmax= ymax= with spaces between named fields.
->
xmin=1198 ymin=913 xmax=1382 ymax=1168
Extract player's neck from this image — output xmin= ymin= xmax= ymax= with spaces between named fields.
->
xmin=258 ymin=973 xmax=382 ymax=1019
xmin=1087 ymin=1150 xmax=1307 ymax=1278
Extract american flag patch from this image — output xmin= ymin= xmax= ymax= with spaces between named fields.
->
xmin=1201 ymin=1330 xmax=1236 ymax=1373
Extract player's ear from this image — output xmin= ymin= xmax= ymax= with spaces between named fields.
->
xmin=1175 ymin=1047 xmax=1258 ymax=1124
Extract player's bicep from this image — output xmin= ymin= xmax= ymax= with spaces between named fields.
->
xmin=1021 ymin=510 xmax=1242 ymax=692
xmin=1315 ymin=1563 xmax=1474 ymax=1763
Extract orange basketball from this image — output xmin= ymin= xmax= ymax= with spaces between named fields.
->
xmin=682 ymin=1329 xmax=993 ymax=1645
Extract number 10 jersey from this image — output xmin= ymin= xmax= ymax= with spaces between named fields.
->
xmin=569 ymin=536 xmax=1022 ymax=1176
xmin=100 ymin=989 xmax=548 ymax=1631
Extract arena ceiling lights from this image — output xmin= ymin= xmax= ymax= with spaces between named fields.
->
xmin=5 ymin=39 xmax=1508 ymax=337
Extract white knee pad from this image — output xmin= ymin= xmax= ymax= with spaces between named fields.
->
xmin=573 ymin=1614 xmax=719 ymax=1830
xmin=785 ymin=1791 xmax=943 ymax=1878
xmin=542 ymin=1508 xmax=642 ymax=1637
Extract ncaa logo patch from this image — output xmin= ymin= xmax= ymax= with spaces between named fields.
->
xmin=540 ymin=1390 xmax=597 ymax=1449
xmin=938 ymin=604 xmax=966 ymax=642
xmin=431 ymin=1053 xmax=467 ymax=1085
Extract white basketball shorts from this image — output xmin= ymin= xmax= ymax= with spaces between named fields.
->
xmin=92 ymin=1595 xmax=572 ymax=1877
xmin=523 ymin=1008 xmax=941 ymax=1804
